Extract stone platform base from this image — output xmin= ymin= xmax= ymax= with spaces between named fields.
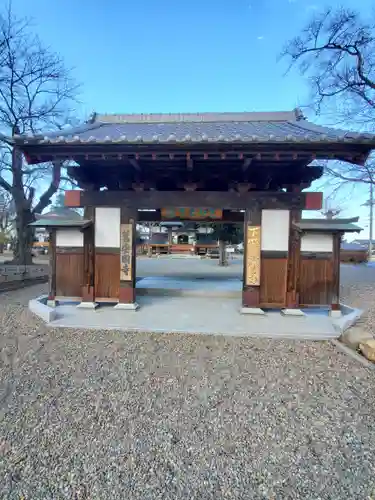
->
xmin=28 ymin=295 xmax=362 ymax=341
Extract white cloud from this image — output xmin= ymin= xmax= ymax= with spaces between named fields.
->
xmin=257 ymin=35 xmax=264 ymax=40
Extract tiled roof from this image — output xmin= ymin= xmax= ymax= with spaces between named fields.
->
xmin=9 ymin=110 xmax=375 ymax=146
xmin=29 ymin=218 xmax=92 ymax=228
xmin=35 ymin=208 xmax=82 ymax=220
xmin=196 ymin=235 xmax=217 ymax=244
xmin=295 ymin=219 xmax=362 ymax=233
xmin=149 ymin=233 xmax=168 ymax=245
xmin=341 ymin=242 xmax=366 ymax=250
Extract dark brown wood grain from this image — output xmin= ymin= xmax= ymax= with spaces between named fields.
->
xmin=118 ymin=208 xmax=138 ymax=303
xmin=331 ymin=234 xmax=341 ymax=309
xmin=286 ymin=187 xmax=302 ymax=308
xmin=259 ymin=258 xmax=288 ymax=307
xmin=242 ymin=207 xmax=262 ymax=307
xmin=299 ymin=257 xmax=333 ymax=306
xmin=79 ymin=190 xmax=311 ymax=211
xmin=48 ymin=229 xmax=56 ymax=300
xmin=95 ymin=252 xmax=120 ymax=300
xmin=56 ymin=253 xmax=84 ymax=298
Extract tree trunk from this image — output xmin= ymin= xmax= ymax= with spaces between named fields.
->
xmin=13 ymin=208 xmax=34 ymax=265
xmin=218 ymin=239 xmax=228 ymax=266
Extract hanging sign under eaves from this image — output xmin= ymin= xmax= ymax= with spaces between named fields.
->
xmin=161 ymin=208 xmax=223 ymax=220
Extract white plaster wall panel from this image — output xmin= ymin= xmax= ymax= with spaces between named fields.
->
xmin=95 ymin=207 xmax=121 ymax=248
xmin=301 ymin=233 xmax=333 ymax=253
xmin=56 ymin=228 xmax=83 ymax=247
xmin=261 ymin=210 xmax=290 ymax=251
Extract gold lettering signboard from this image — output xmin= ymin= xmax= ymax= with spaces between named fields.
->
xmin=161 ymin=207 xmax=223 ymax=220
xmin=120 ymin=223 xmax=133 ymax=281
xmin=245 ymin=225 xmax=261 ymax=286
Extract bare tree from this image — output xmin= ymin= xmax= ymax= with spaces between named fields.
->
xmin=0 ymin=188 xmax=14 ymax=252
xmin=0 ymin=4 xmax=79 ymax=264
xmin=281 ymin=6 xmax=375 ymax=215
xmin=282 ymin=7 xmax=375 ymax=126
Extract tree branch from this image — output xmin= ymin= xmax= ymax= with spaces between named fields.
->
xmin=32 ymin=161 xmax=61 ymax=215
xmin=0 ymin=175 xmax=11 ymax=192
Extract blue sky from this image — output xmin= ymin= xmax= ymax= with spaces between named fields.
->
xmin=10 ymin=0 xmax=375 ymax=237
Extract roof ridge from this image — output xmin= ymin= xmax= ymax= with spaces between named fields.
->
xmin=94 ymin=111 xmax=298 ymax=124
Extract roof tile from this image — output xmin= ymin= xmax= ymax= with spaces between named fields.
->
xmin=11 ymin=111 xmax=375 ymax=146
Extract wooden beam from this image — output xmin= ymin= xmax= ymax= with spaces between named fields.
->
xmin=70 ymin=189 xmax=323 ymax=210
xmin=82 ymin=207 xmax=95 ymax=302
xmin=137 ymin=209 xmax=244 ymax=222
xmin=129 ymin=159 xmax=141 ymax=171
xmin=331 ymin=233 xmax=341 ymax=310
xmin=48 ymin=229 xmax=56 ymax=303
xmin=119 ymin=209 xmax=138 ymax=304
xmin=242 ymin=157 xmax=252 ymax=172
xmin=286 ymin=186 xmax=302 ymax=308
xmin=242 ymin=209 xmax=262 ymax=308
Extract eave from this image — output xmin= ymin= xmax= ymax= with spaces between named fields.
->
xmin=18 ymin=141 xmax=371 ymax=167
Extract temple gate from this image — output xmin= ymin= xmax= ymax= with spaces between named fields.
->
xmin=11 ymin=110 xmax=373 ymax=313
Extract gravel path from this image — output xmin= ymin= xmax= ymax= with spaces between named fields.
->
xmin=1 ymin=269 xmax=375 ymax=499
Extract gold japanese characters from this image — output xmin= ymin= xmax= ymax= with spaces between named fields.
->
xmin=120 ymin=223 xmax=133 ymax=281
xmin=245 ymin=225 xmax=261 ymax=286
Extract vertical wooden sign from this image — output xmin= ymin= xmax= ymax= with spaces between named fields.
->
xmin=245 ymin=225 xmax=261 ymax=286
xmin=120 ymin=223 xmax=133 ymax=281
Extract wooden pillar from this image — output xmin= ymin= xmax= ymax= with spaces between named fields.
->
xmin=242 ymin=207 xmax=262 ymax=308
xmin=47 ymin=229 xmax=56 ymax=305
xmin=82 ymin=207 xmax=95 ymax=302
xmin=167 ymin=227 xmax=172 ymax=254
xmin=331 ymin=232 xmax=341 ymax=311
xmin=117 ymin=209 xmax=138 ymax=308
xmin=286 ymin=188 xmax=302 ymax=308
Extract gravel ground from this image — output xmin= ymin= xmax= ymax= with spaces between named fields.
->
xmin=1 ymin=268 xmax=375 ymax=499
xmin=340 ymin=263 xmax=375 ymax=335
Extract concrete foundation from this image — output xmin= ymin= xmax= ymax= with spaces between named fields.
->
xmin=28 ymin=273 xmax=364 ymax=340
xmin=240 ymin=307 xmax=266 ymax=315
xmin=281 ymin=308 xmax=306 ymax=317
xmin=28 ymin=295 xmax=346 ymax=340
xmin=113 ymin=302 xmax=139 ymax=311
xmin=76 ymin=301 xmax=99 ymax=310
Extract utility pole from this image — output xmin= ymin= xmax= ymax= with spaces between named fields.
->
xmin=363 ymin=183 xmax=374 ymax=258
xmin=369 ymin=182 xmax=374 ymax=258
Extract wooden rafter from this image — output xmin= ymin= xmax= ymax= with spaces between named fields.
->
xmin=129 ymin=158 xmax=141 ymax=171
